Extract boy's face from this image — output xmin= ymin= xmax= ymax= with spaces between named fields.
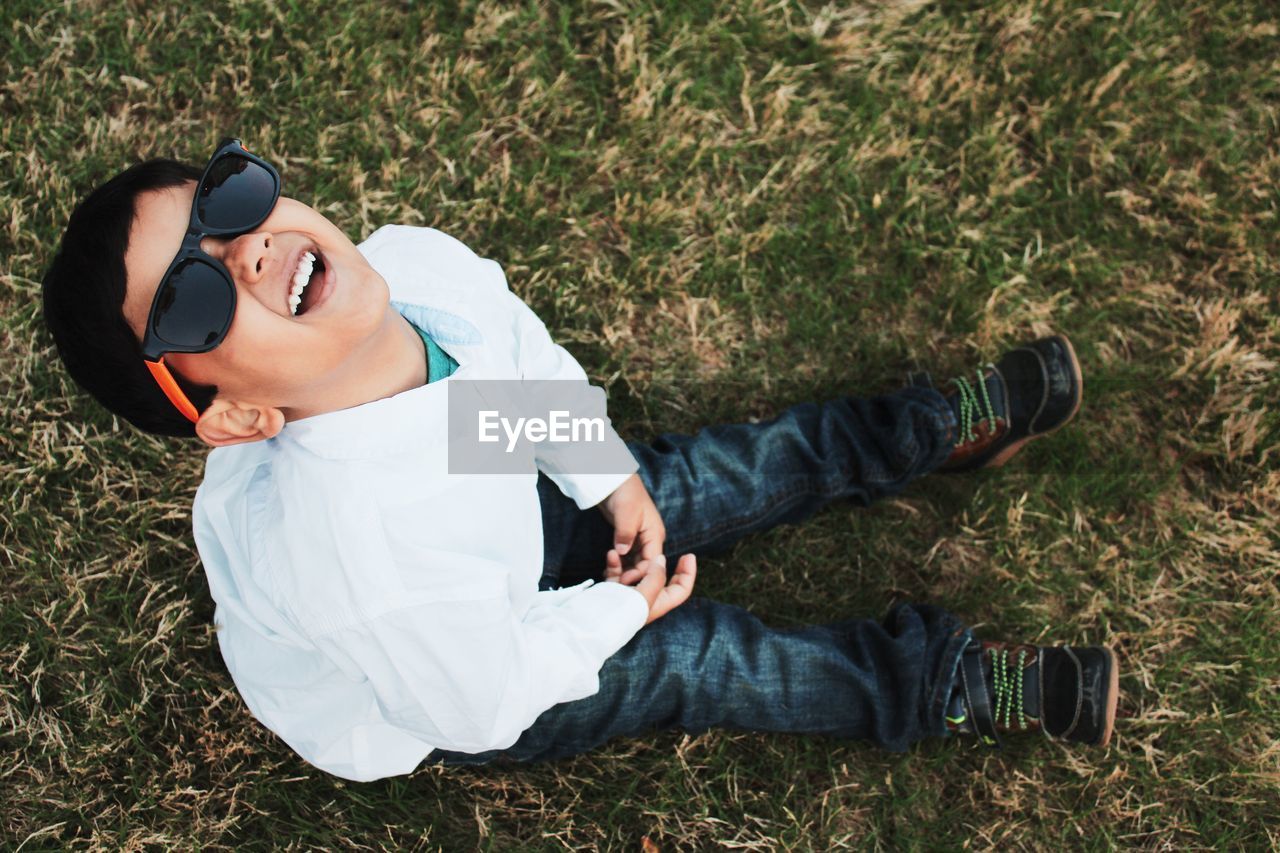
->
xmin=121 ymin=182 xmax=392 ymax=416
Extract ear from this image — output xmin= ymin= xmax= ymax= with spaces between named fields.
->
xmin=194 ymin=398 xmax=286 ymax=448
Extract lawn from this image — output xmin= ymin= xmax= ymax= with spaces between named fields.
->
xmin=2 ymin=0 xmax=1278 ymax=848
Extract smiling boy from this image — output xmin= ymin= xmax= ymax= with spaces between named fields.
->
xmin=42 ymin=140 xmax=1118 ymax=781
xmin=122 ymin=156 xmax=425 ymax=439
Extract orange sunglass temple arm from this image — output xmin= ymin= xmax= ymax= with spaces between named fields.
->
xmin=145 ymin=358 xmax=200 ymax=424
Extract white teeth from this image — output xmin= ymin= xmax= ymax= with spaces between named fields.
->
xmin=289 ymin=251 xmax=317 ymax=316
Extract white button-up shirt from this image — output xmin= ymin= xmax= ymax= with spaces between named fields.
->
xmin=193 ymin=226 xmax=647 ymax=782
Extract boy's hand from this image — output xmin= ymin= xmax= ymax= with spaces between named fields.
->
xmin=597 ymin=473 xmax=666 ymax=565
xmin=604 ymin=551 xmax=697 ymax=624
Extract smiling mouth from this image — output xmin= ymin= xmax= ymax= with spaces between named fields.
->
xmin=288 ymin=249 xmax=326 ymax=316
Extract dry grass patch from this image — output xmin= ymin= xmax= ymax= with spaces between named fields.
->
xmin=3 ymin=0 xmax=1279 ymax=847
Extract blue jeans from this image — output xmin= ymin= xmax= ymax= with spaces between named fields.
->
xmin=434 ymin=387 xmax=974 ymax=764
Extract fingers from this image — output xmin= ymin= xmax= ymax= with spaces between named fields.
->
xmin=618 ymin=567 xmax=647 ymax=585
xmin=643 ymin=553 xmax=697 ymax=624
xmin=670 ymin=553 xmax=696 ymax=585
xmin=618 ymin=553 xmax=662 ymax=586
xmin=659 ymin=554 xmax=696 ymax=608
xmin=603 ymin=548 xmax=624 ymax=582
xmin=634 ymin=559 xmax=668 ymax=602
xmin=637 ymin=528 xmax=665 ymax=563
xmin=606 ymin=547 xmax=666 ymax=586
xmin=621 ymin=553 xmax=696 ymax=624
xmin=613 ymin=514 xmax=639 ymax=557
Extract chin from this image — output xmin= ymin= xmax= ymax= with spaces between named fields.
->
xmin=343 ymin=277 xmax=395 ymax=333
xmin=361 ymin=271 xmax=394 ymax=314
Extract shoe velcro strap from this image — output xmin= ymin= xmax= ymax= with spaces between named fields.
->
xmin=959 ymin=644 xmax=1001 ymax=746
xmin=1037 ymin=645 xmax=1090 ymax=739
xmin=1012 ymin=345 xmax=1052 ymax=434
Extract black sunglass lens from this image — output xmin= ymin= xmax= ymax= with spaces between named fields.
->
xmin=153 ymin=261 xmax=234 ymax=350
xmin=197 ymin=155 xmax=276 ymax=229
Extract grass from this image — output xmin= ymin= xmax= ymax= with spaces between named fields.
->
xmin=2 ymin=0 xmax=1278 ymax=848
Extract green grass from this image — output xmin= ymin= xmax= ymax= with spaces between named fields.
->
xmin=3 ymin=0 xmax=1279 ymax=848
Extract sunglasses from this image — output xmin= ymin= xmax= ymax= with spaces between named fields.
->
xmin=141 ymin=137 xmax=281 ymax=423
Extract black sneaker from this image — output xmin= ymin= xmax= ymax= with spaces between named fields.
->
xmin=912 ymin=334 xmax=1084 ymax=471
xmin=946 ymin=639 xmax=1120 ymax=747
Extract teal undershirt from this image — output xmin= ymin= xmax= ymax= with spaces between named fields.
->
xmin=410 ymin=322 xmax=459 ymax=383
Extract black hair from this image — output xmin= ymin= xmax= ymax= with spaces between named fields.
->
xmin=42 ymin=159 xmax=215 ymax=438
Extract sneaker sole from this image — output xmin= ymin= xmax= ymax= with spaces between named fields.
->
xmin=1098 ymin=646 xmax=1120 ymax=747
xmin=984 ymin=333 xmax=1085 ymax=469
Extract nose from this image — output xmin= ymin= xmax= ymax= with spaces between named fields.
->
xmin=202 ymin=231 xmax=274 ymax=285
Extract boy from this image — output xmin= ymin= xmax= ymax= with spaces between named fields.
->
xmin=41 ymin=139 xmax=1117 ymax=782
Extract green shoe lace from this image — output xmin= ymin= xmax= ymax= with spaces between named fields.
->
xmin=990 ymin=647 xmax=1029 ymax=731
xmin=950 ymin=367 xmax=999 ymax=443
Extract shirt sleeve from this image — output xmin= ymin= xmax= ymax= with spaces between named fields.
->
xmin=502 ymin=284 xmax=639 ymax=509
xmin=317 ymin=579 xmax=648 ymax=755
